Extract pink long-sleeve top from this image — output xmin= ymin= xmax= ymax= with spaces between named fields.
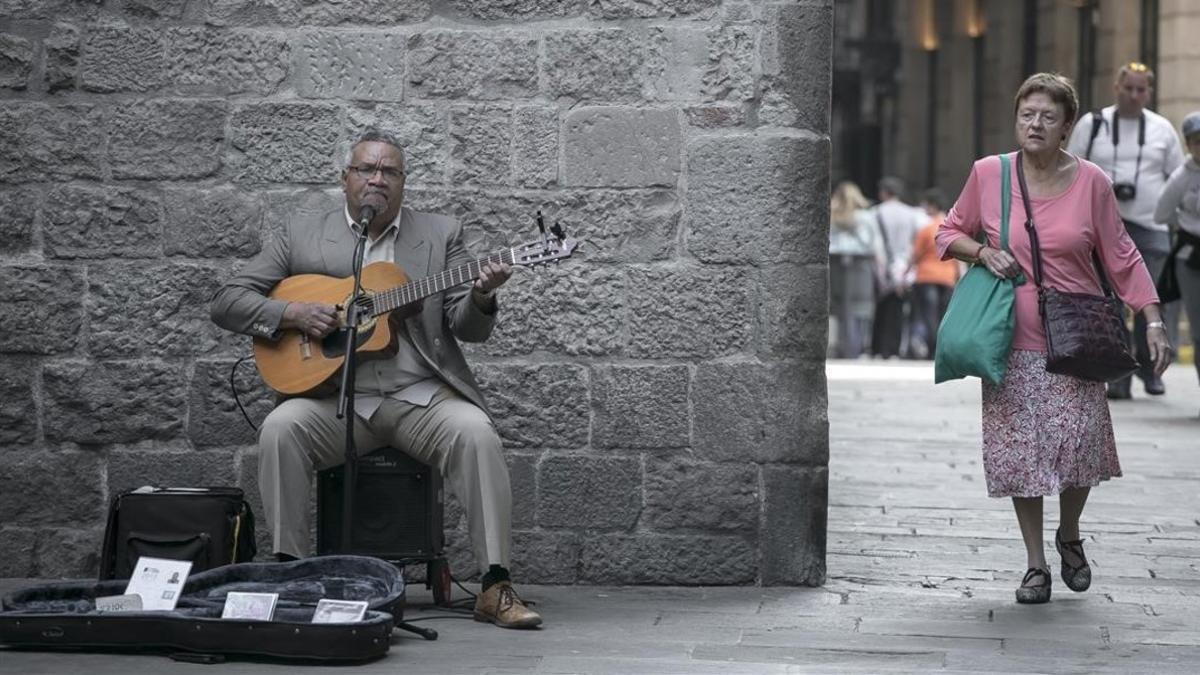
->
xmin=936 ymin=152 xmax=1159 ymax=352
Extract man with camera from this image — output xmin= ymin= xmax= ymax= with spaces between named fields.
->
xmin=1067 ymin=62 xmax=1185 ymax=399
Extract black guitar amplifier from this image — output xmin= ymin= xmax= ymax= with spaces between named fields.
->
xmin=316 ymin=447 xmax=444 ymax=561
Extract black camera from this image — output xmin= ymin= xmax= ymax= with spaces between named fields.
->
xmin=1113 ymin=182 xmax=1137 ymax=201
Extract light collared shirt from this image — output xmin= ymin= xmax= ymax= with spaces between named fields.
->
xmin=343 ymin=207 xmax=441 ymax=420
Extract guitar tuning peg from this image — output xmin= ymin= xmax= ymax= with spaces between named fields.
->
xmin=550 ymin=221 xmax=565 ymax=239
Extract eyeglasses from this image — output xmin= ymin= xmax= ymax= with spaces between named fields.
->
xmin=1018 ymin=110 xmax=1061 ymax=126
xmin=348 ymin=164 xmax=405 ymax=181
xmin=1125 ymin=62 xmax=1149 ymax=72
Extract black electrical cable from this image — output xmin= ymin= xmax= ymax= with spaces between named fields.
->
xmin=229 ymin=355 xmax=259 ymax=432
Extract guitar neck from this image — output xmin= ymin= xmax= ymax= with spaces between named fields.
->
xmin=370 ymin=249 xmax=515 ymax=315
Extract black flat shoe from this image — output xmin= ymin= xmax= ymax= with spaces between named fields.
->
xmin=1015 ymin=566 xmax=1052 ymax=604
xmin=1055 ymin=529 xmax=1092 ymax=592
xmin=1143 ymin=375 xmax=1166 ymax=396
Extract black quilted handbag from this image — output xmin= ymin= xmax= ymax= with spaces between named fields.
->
xmin=1016 ymin=153 xmax=1139 ymax=383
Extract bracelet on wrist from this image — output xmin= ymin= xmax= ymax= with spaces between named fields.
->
xmin=971 ymin=243 xmax=987 ymax=262
xmin=1146 ymin=320 xmax=1166 ymax=331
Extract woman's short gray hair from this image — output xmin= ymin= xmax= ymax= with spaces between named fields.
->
xmin=342 ymin=129 xmax=405 ymax=169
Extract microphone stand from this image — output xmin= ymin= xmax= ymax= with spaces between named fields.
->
xmin=336 ymin=216 xmax=371 ymax=556
xmin=335 ymin=214 xmax=438 ymax=641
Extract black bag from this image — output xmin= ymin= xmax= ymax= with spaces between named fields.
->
xmin=1016 ymin=153 xmax=1139 ymax=383
xmin=0 ymin=556 xmax=401 ymax=662
xmin=100 ymin=487 xmax=257 ymax=581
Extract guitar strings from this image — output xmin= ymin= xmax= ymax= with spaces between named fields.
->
xmin=371 ymin=249 xmax=515 ymax=316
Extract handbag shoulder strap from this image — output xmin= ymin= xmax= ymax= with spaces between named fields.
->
xmin=999 ymin=153 xmax=1011 ymax=251
xmin=875 ymin=209 xmax=894 ymax=263
xmin=1016 ymin=151 xmax=1115 ymax=296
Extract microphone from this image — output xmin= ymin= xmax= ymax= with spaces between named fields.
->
xmin=356 ymin=203 xmax=377 ymax=231
xmin=355 ymin=193 xmax=387 ymax=233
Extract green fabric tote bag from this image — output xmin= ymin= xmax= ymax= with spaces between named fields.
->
xmin=934 ymin=153 xmax=1020 ymax=385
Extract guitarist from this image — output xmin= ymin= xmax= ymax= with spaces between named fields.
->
xmin=210 ymin=130 xmax=542 ymax=629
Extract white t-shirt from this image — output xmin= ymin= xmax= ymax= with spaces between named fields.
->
xmin=1067 ymin=105 xmax=1185 ymax=232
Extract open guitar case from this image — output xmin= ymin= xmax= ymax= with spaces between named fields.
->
xmin=0 ymin=555 xmax=404 ymax=663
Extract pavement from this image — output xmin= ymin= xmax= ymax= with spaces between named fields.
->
xmin=1 ymin=360 xmax=1197 ymax=674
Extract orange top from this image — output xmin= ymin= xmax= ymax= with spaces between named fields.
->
xmin=911 ymin=215 xmax=959 ymax=286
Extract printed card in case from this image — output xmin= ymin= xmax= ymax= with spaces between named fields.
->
xmin=221 ymin=592 xmax=279 ymax=621
xmin=311 ymin=599 xmax=369 ymax=624
xmin=123 ymin=556 xmax=193 ymax=611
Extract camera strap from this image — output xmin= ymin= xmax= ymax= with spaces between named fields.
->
xmin=1109 ymin=110 xmax=1145 ymax=188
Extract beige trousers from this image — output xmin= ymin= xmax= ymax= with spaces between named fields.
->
xmin=257 ymin=384 xmax=511 ymax=573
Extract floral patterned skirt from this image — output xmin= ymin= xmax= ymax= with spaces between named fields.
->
xmin=980 ymin=350 xmax=1122 ymax=498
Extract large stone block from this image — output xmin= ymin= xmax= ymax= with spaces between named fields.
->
xmin=543 ymin=29 xmax=647 ymax=101
xmin=0 ymin=33 xmax=34 ymax=89
xmin=0 ymin=265 xmax=85 ymax=354
xmin=644 ymin=457 xmax=758 ymax=531
xmin=538 ymin=455 xmax=641 ymax=529
xmin=580 ymin=533 xmax=756 ymax=584
xmin=42 ymin=360 xmax=189 ymax=443
xmin=108 ymin=449 xmax=238 ymax=495
xmin=43 ymin=185 xmax=161 ymax=259
xmin=474 ymin=363 xmax=589 ymax=449
xmin=261 ymin=187 xmax=342 ymax=248
xmin=512 ymin=106 xmax=558 ymax=188
xmin=0 ymin=104 xmax=104 ymax=182
xmin=625 ymin=264 xmax=753 ymax=359
xmin=110 ymin=99 xmax=228 ymax=180
xmin=0 ymin=528 xmax=36 ymax=576
xmin=451 ymin=0 xmax=582 ymax=20
xmin=80 ymin=23 xmax=165 ymax=92
xmin=44 ymin=23 xmax=79 ymax=92
xmin=692 ymin=360 xmax=827 ymax=464
xmin=642 ymin=27 xmax=710 ymax=102
xmin=165 ymin=28 xmax=288 ymax=94
xmin=592 ymin=365 xmax=688 ymax=449
xmin=88 ymin=263 xmax=237 ymax=357
xmin=760 ymin=2 xmax=833 ymax=132
xmin=298 ymin=0 xmax=432 ymax=24
xmin=205 ymin=0 xmax=298 ymax=26
xmin=163 ymin=187 xmax=263 ymax=259
xmin=684 ymin=103 xmax=747 ymax=129
xmin=0 ymin=0 xmax=102 ymax=21
xmin=407 ymin=31 xmax=538 ymax=100
xmin=0 ymin=451 xmax=105 ymax=526
xmin=188 ymin=359 xmax=274 ymax=447
xmin=761 ymin=465 xmax=827 ymax=585
xmin=345 ymin=103 xmax=445 ymax=185
xmin=510 ymin=530 xmax=580 ymax=583
xmin=468 ymin=264 xmax=625 ymax=357
xmin=449 ymin=104 xmax=512 ymax=186
xmin=685 ymin=133 xmax=829 ymax=264
xmin=758 ymin=263 xmax=827 ymax=360
xmin=296 ymin=30 xmax=405 ymax=101
xmin=34 ymin=527 xmax=103 ymax=577
xmin=587 ymin=0 xmax=719 ymax=19
xmin=0 ymin=188 xmax=35 ymax=254
xmin=563 ymin=107 xmax=681 ymax=187
xmin=405 ymin=187 xmax=678 ymax=265
xmin=118 ymin=0 xmax=186 ymax=18
xmin=506 ymin=452 xmax=538 ymax=530
xmin=702 ymin=24 xmax=757 ymax=102
xmin=0 ymin=358 xmax=37 ymax=445
xmin=230 ymin=103 xmax=342 ymax=184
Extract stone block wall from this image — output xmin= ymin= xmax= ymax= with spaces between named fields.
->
xmin=0 ymin=0 xmax=832 ymax=586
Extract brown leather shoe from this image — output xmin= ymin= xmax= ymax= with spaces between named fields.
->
xmin=473 ymin=580 xmax=542 ymax=629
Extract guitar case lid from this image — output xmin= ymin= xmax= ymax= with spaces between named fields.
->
xmin=0 ymin=555 xmax=403 ymax=662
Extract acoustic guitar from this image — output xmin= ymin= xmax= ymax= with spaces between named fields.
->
xmin=253 ymin=234 xmax=580 ymax=397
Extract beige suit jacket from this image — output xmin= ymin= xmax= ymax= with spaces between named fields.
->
xmin=210 ymin=205 xmax=496 ymax=416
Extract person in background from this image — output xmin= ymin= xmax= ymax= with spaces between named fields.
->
xmin=907 ymin=188 xmax=959 ymax=359
xmin=937 ymin=73 xmax=1169 ymax=605
xmin=870 ymin=177 xmax=924 ymax=359
xmin=829 ymin=180 xmax=882 ymax=359
xmin=1153 ymin=111 xmax=1200 ymax=416
xmin=1067 ymin=62 xmax=1185 ymax=399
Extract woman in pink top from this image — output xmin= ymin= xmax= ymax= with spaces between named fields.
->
xmin=936 ymin=73 xmax=1172 ymax=604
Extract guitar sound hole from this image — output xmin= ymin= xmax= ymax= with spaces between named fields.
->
xmin=320 ymin=324 xmax=376 ymax=359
